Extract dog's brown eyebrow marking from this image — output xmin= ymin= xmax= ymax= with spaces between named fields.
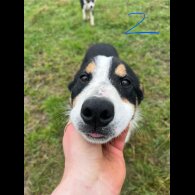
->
xmin=85 ymin=63 xmax=96 ymax=74
xmin=115 ymin=64 xmax=127 ymax=77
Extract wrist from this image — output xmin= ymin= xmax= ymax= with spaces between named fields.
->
xmin=53 ymin=173 xmax=120 ymax=195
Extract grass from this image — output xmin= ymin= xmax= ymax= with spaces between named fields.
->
xmin=24 ymin=0 xmax=170 ymax=194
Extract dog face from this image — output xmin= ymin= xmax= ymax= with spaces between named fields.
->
xmin=85 ymin=0 xmax=95 ymax=10
xmin=68 ymin=47 xmax=143 ymax=144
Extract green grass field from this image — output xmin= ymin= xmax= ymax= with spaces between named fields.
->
xmin=24 ymin=0 xmax=170 ymax=194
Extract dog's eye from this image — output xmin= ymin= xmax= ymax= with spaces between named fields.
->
xmin=121 ymin=78 xmax=131 ymax=87
xmin=80 ymin=74 xmax=90 ymax=82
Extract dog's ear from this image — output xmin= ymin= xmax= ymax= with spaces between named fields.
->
xmin=68 ymin=70 xmax=80 ymax=92
xmin=135 ymin=83 xmax=144 ymax=105
xmin=68 ymin=67 xmax=83 ymax=92
xmin=123 ymin=61 xmax=144 ymax=105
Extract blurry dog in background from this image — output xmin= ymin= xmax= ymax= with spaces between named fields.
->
xmin=80 ymin=0 xmax=96 ymax=26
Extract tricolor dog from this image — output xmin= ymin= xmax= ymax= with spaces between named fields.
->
xmin=80 ymin=0 xmax=95 ymax=26
xmin=68 ymin=43 xmax=144 ymax=144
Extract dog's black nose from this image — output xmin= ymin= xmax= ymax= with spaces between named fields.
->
xmin=81 ymin=97 xmax=114 ymax=128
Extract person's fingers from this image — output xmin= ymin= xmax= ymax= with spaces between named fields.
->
xmin=109 ymin=128 xmax=129 ymax=152
xmin=63 ymin=122 xmax=129 ymax=162
xmin=63 ymin=123 xmax=90 ymax=151
xmin=63 ymin=123 xmax=102 ymax=160
xmin=63 ymin=122 xmax=74 ymax=150
xmin=114 ymin=129 xmax=128 ymax=151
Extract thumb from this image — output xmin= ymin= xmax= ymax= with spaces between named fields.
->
xmin=109 ymin=128 xmax=129 ymax=152
xmin=63 ymin=123 xmax=102 ymax=160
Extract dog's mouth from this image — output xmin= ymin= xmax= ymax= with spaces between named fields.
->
xmin=83 ymin=132 xmax=112 ymax=143
xmin=87 ymin=132 xmax=107 ymax=139
xmin=87 ymin=133 xmax=105 ymax=138
xmin=77 ymin=123 xmax=115 ymax=143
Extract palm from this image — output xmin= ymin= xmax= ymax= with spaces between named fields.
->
xmin=62 ymin=123 xmax=128 ymax=194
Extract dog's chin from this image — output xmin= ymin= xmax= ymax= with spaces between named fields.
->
xmin=74 ymin=123 xmax=115 ymax=144
xmin=81 ymin=133 xmax=113 ymax=144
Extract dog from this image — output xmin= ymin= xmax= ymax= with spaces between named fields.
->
xmin=68 ymin=43 xmax=144 ymax=144
xmin=80 ymin=0 xmax=95 ymax=26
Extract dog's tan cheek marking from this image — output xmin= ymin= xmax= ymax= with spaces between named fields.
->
xmin=122 ymin=98 xmax=136 ymax=120
xmin=85 ymin=63 xmax=95 ymax=74
xmin=72 ymin=97 xmax=77 ymax=107
xmin=115 ymin=64 xmax=127 ymax=77
xmin=123 ymin=98 xmax=129 ymax=104
xmin=123 ymin=98 xmax=134 ymax=108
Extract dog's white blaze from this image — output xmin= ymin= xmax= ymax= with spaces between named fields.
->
xmin=93 ymin=55 xmax=112 ymax=83
xmin=70 ymin=55 xmax=138 ymax=144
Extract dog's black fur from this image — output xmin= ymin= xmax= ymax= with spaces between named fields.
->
xmin=82 ymin=43 xmax=119 ymax=65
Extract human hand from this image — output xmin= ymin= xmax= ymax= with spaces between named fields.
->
xmin=51 ymin=122 xmax=128 ymax=195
